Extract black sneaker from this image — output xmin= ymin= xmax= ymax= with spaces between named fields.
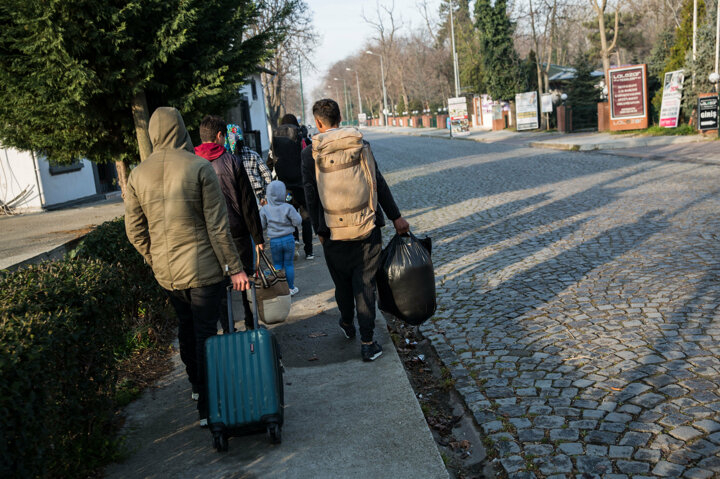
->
xmin=339 ymin=320 xmax=356 ymax=339
xmin=361 ymin=341 xmax=383 ymax=362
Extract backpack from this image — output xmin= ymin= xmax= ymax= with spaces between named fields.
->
xmin=312 ymin=128 xmax=377 ymax=241
xmin=271 ymin=124 xmax=303 ymax=186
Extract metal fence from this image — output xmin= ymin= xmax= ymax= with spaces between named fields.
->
xmin=571 ymin=103 xmax=598 ymax=131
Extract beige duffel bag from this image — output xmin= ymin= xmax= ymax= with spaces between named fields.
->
xmin=247 ymin=249 xmax=291 ymax=324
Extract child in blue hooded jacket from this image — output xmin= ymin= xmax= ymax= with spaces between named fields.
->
xmin=260 ymin=180 xmax=303 ymax=295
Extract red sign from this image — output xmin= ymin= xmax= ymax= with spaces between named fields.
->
xmin=608 ymin=64 xmax=649 ymax=131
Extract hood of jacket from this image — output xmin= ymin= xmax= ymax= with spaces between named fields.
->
xmin=194 ymin=142 xmax=226 ymax=161
xmin=311 ymin=127 xmax=363 ymax=157
xmin=266 ymin=180 xmax=287 ymax=207
xmin=149 ymin=107 xmax=194 ymax=153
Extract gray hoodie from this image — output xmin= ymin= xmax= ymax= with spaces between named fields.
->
xmin=260 ymin=180 xmax=303 ymax=239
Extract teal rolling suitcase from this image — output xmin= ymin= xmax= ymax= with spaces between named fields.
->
xmin=205 ymin=284 xmax=284 ymax=452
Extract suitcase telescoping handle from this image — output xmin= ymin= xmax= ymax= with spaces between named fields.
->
xmin=226 ymin=281 xmax=260 ymax=333
xmin=249 ymin=281 xmax=260 ymax=330
xmin=226 ymin=285 xmax=235 ymax=334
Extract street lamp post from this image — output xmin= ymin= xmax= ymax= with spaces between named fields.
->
xmin=298 ymin=58 xmax=305 ymax=124
xmin=449 ymin=0 xmax=460 ymax=98
xmin=716 ymin=0 xmax=720 ymax=79
xmin=346 ymin=67 xmax=363 ymax=120
xmin=366 ymin=50 xmax=388 ymax=126
xmin=333 ymin=77 xmax=350 ymax=124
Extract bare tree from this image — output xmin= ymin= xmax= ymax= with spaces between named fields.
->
xmin=256 ymin=0 xmax=318 ymax=126
xmin=589 ymin=0 xmax=620 ymax=83
xmin=363 ymin=1 xmax=411 ymax=112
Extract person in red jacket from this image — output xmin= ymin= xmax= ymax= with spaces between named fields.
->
xmin=195 ymin=115 xmax=265 ymax=331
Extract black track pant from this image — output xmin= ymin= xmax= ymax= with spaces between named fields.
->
xmin=166 ymin=281 xmax=224 ymax=419
xmin=322 ymin=227 xmax=382 ymax=343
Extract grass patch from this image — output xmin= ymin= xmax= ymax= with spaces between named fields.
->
xmin=611 ymin=124 xmax=697 ymax=136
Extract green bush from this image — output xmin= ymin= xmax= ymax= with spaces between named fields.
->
xmin=70 ymin=217 xmax=171 ymax=339
xmin=0 ymin=260 xmax=126 ymax=478
xmin=0 ymin=217 xmax=173 ymax=478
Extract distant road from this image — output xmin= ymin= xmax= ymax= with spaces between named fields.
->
xmin=0 ymin=197 xmax=124 ymax=270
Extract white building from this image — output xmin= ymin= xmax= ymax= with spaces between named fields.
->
xmin=0 ymin=147 xmax=112 ymax=213
xmin=227 ymin=70 xmax=274 ymax=159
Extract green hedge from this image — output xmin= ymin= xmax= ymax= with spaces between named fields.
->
xmin=70 ymin=217 xmax=167 ymax=328
xmin=0 ymin=217 xmax=171 ymax=478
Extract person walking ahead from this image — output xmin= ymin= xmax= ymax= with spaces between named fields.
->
xmin=272 ymin=113 xmax=315 ymax=260
xmin=302 ymin=99 xmax=409 ymax=362
xmin=260 ymin=180 xmax=303 ymax=296
xmin=125 ymin=107 xmax=249 ymax=427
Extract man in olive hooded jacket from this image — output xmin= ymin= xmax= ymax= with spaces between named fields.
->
xmin=125 ymin=107 xmax=249 ymax=426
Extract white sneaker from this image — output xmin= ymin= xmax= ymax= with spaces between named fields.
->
xmin=199 ymin=418 xmax=208 ymax=428
xmin=191 ymin=392 xmax=199 ymax=401
xmin=290 ymin=287 xmax=299 ymax=296
xmin=305 ymin=254 xmax=315 ymax=260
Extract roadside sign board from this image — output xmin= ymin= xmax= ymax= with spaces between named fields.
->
xmin=516 ymin=91 xmax=539 ymax=130
xmin=698 ymin=95 xmax=719 ymax=131
xmin=358 ymin=113 xmax=367 ymax=127
xmin=659 ymin=70 xmax=684 ymax=128
xmin=541 ymin=93 xmax=554 ymax=114
xmin=608 ymin=64 xmax=649 ymax=131
xmin=448 ymin=96 xmax=470 ymax=137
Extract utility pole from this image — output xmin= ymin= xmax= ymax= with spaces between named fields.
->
xmin=716 ymin=0 xmax=720 ymax=79
xmin=366 ymin=50 xmax=388 ymax=126
xmin=347 ymin=67 xmax=363 ymax=116
xmin=298 ymin=58 xmax=305 ymax=124
xmin=335 ymin=77 xmax=350 ymax=124
xmin=693 ymin=0 xmax=697 ymax=87
xmin=449 ymin=0 xmax=460 ymax=97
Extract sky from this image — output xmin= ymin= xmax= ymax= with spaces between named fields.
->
xmin=302 ymin=0 xmax=442 ymax=104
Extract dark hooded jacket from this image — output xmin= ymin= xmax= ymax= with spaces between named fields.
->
xmin=124 ymin=107 xmax=243 ymax=290
xmin=194 ymin=142 xmax=264 ymax=245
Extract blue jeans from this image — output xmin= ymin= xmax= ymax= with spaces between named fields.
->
xmin=270 ymin=234 xmax=296 ymax=289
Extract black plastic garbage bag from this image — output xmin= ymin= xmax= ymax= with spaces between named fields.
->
xmin=376 ymin=232 xmax=436 ymax=325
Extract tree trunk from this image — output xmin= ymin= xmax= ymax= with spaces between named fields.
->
xmin=597 ymin=9 xmax=610 ymax=84
xmin=115 ymin=159 xmax=129 ymax=198
xmin=592 ymin=1 xmax=619 ymax=86
xmin=131 ymin=90 xmax=152 ymax=162
xmin=528 ymin=0 xmax=544 ymax=97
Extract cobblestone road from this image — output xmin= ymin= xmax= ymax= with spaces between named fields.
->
xmin=365 ymin=131 xmax=720 ymax=479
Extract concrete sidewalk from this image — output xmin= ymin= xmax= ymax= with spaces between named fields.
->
xmin=528 ymin=131 xmax=713 ymax=152
xmin=104 ymin=237 xmax=450 ymax=479
xmin=1 ymin=174 xmax=450 ymax=479
xmin=364 ymin=125 xmax=719 ymax=157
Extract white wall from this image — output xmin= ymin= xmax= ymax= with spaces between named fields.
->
xmin=37 ymin=156 xmax=97 ymax=207
xmin=0 ymin=146 xmax=98 ymax=212
xmin=239 ymin=73 xmax=271 ymax=157
xmin=0 ymin=147 xmax=42 ymax=211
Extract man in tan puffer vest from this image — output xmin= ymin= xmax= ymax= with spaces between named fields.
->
xmin=302 ymin=99 xmax=410 ymax=362
xmin=125 ymin=107 xmax=249 ymax=427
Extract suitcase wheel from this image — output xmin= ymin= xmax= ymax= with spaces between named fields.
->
xmin=268 ymin=423 xmax=282 ymax=444
xmin=213 ymin=432 xmax=228 ymax=452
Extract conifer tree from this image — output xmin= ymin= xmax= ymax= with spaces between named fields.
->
xmin=0 ymin=0 xmax=289 ymax=193
xmin=474 ymin=0 xmax=522 ymax=100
